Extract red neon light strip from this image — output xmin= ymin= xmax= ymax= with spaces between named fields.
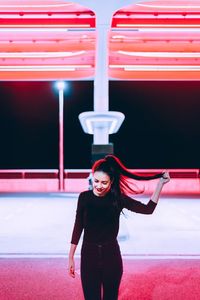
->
xmin=0 ymin=18 xmax=94 ymax=27
xmin=112 ymin=18 xmax=200 ymax=28
xmin=109 ymin=70 xmax=200 ymax=80
xmin=0 ymin=70 xmax=94 ymax=80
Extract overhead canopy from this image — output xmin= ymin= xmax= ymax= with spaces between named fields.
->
xmin=0 ymin=0 xmax=200 ymax=80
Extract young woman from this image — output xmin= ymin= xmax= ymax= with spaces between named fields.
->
xmin=68 ymin=155 xmax=170 ymax=300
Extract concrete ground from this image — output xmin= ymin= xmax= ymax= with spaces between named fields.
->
xmin=0 ymin=193 xmax=199 ymax=258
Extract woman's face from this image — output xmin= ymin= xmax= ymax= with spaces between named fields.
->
xmin=93 ymin=171 xmax=112 ymax=197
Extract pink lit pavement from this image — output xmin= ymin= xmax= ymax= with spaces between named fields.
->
xmin=0 ymin=193 xmax=200 ymax=299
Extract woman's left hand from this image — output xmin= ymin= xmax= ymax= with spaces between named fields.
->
xmin=160 ymin=170 xmax=170 ymax=184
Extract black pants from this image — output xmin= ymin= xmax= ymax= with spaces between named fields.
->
xmin=81 ymin=240 xmax=123 ymax=300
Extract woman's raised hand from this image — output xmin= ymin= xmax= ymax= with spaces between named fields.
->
xmin=160 ymin=170 xmax=170 ymax=184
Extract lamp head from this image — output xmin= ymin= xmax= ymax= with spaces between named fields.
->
xmin=56 ymin=81 xmax=66 ymax=91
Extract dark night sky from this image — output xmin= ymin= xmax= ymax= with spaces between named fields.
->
xmin=0 ymin=81 xmax=199 ymax=169
xmin=110 ymin=81 xmax=200 ymax=169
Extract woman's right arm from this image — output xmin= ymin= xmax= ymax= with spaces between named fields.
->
xmin=68 ymin=244 xmax=77 ymax=278
xmin=68 ymin=192 xmax=85 ymax=278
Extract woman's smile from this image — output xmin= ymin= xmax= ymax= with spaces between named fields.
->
xmin=92 ymin=171 xmax=112 ymax=197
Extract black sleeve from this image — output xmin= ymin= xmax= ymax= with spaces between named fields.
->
xmin=70 ymin=192 xmax=85 ymax=245
xmin=121 ymin=194 xmax=157 ymax=215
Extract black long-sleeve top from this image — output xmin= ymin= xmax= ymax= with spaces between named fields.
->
xmin=71 ymin=190 xmax=157 ymax=245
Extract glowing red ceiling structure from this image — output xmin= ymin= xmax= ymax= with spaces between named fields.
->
xmin=110 ymin=0 xmax=200 ymax=80
xmin=0 ymin=0 xmax=200 ymax=80
xmin=0 ymin=0 xmax=96 ymax=80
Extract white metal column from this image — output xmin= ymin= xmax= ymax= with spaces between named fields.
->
xmin=78 ymin=1 xmax=133 ymax=142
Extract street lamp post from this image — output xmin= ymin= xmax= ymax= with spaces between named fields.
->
xmin=56 ymin=81 xmax=65 ymax=191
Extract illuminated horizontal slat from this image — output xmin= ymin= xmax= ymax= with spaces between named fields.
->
xmin=114 ymin=12 xmax=200 ymax=17
xmin=110 ymin=65 xmax=200 ymax=71
xmin=0 ymin=28 xmax=69 ymax=32
xmin=0 ymin=51 xmax=85 ymax=58
xmin=0 ymin=3 xmax=74 ymax=9
xmin=111 ymin=28 xmax=200 ymax=32
xmin=0 ymin=24 xmax=91 ymax=28
xmin=0 ymin=14 xmax=93 ymax=19
xmin=118 ymin=51 xmax=200 ymax=58
xmin=137 ymin=2 xmax=200 ymax=9
xmin=0 ymin=65 xmax=92 ymax=71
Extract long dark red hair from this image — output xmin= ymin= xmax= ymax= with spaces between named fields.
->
xmin=92 ymin=154 xmax=163 ymax=197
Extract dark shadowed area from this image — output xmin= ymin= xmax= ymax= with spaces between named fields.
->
xmin=0 ymin=81 xmax=199 ymax=169
xmin=110 ymin=81 xmax=200 ymax=168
